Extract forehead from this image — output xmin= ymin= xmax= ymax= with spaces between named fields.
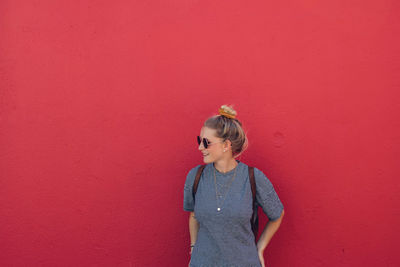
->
xmin=200 ymin=127 xmax=218 ymax=139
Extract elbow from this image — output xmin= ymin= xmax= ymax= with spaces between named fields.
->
xmin=279 ymin=209 xmax=285 ymax=219
xmin=270 ymin=209 xmax=285 ymax=222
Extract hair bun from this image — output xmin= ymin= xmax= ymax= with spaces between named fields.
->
xmin=218 ymin=104 xmax=237 ymax=119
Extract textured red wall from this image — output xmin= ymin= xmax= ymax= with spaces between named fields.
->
xmin=1 ymin=0 xmax=399 ymax=266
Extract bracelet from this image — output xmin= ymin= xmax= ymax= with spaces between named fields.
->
xmin=190 ymin=244 xmax=195 ymax=247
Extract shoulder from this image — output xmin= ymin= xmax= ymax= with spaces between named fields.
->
xmin=242 ymin=162 xmax=268 ymax=181
xmin=251 ymin=166 xmax=275 ymax=192
xmin=184 ymin=164 xmax=206 ymax=189
xmin=239 ymin=161 xmax=273 ymax=186
xmin=188 ymin=164 xmax=204 ymax=175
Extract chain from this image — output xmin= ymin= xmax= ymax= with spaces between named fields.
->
xmin=213 ymin=163 xmax=238 ymax=212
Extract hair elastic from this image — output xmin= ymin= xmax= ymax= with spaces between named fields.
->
xmin=218 ymin=105 xmax=236 ymax=119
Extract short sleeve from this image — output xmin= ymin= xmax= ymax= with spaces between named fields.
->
xmin=183 ymin=165 xmax=201 ymax=212
xmin=254 ymin=167 xmax=284 ymax=221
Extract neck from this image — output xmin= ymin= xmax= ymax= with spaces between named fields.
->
xmin=213 ymin=158 xmax=238 ymax=174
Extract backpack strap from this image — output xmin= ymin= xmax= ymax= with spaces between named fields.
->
xmin=248 ymin=166 xmax=256 ymax=202
xmin=248 ymin=166 xmax=259 ymax=243
xmin=192 ymin=165 xmax=206 ymax=200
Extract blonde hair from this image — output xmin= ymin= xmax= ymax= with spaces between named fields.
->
xmin=204 ymin=105 xmax=249 ymax=158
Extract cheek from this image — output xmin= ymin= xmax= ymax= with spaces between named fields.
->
xmin=209 ymin=148 xmax=221 ymax=154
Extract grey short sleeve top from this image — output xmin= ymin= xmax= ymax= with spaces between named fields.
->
xmin=183 ymin=160 xmax=284 ymax=267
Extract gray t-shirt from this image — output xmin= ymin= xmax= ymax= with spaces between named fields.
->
xmin=183 ymin=160 xmax=284 ymax=267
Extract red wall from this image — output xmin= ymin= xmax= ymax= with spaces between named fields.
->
xmin=1 ymin=0 xmax=399 ymax=266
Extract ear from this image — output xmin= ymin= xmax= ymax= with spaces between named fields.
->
xmin=224 ymin=139 xmax=232 ymax=149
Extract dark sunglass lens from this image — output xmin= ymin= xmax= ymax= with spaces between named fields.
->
xmin=203 ymin=138 xmax=209 ymax=149
xmin=197 ymin=136 xmax=201 ymax=145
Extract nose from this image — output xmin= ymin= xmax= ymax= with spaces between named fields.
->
xmin=198 ymin=143 xmax=203 ymax=151
xmin=198 ymin=141 xmax=205 ymax=151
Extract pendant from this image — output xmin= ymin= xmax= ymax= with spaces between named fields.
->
xmin=217 ymin=208 xmax=221 ymax=211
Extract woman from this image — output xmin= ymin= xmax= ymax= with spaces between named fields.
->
xmin=183 ymin=105 xmax=285 ymax=267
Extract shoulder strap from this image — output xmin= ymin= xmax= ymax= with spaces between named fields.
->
xmin=248 ymin=166 xmax=259 ymax=243
xmin=192 ymin=165 xmax=206 ymax=200
xmin=248 ymin=166 xmax=256 ymax=202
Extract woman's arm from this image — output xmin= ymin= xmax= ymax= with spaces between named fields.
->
xmin=256 ymin=209 xmax=285 ymax=266
xmin=189 ymin=211 xmax=199 ymax=254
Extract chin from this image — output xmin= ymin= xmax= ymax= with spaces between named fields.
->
xmin=203 ymin=157 xmax=212 ymax=163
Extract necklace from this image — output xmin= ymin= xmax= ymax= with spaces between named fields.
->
xmin=213 ymin=163 xmax=238 ymax=212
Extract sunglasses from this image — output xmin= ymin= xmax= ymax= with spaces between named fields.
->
xmin=197 ymin=136 xmax=223 ymax=149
